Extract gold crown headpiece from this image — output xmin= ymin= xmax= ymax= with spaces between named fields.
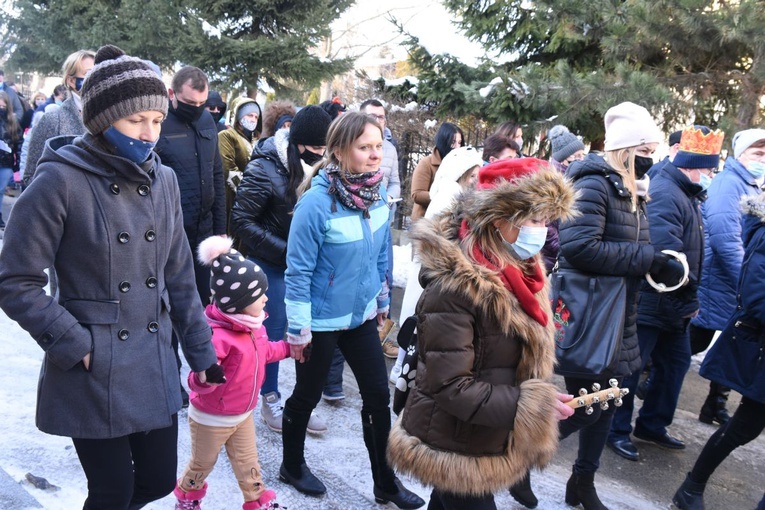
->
xmin=679 ymin=127 xmax=725 ymax=155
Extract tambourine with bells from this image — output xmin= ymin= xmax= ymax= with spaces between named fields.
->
xmin=565 ymin=379 xmax=629 ymax=415
xmin=645 ymin=249 xmax=690 ymax=293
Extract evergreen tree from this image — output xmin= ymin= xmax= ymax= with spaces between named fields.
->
xmin=1 ymin=0 xmax=354 ymax=97
xmin=404 ymin=0 xmax=765 ymax=144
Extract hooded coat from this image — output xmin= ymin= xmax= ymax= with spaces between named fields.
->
xmin=558 ymin=153 xmax=655 ymax=377
xmin=218 ymin=96 xmax=262 ymax=228
xmin=700 ymin=193 xmax=765 ymax=404
xmin=0 ymin=134 xmax=217 ymax=439
xmin=388 ymin=167 xmax=577 ymax=496
xmin=693 ymin=157 xmax=761 ymax=331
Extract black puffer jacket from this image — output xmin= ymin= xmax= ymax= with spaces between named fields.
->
xmin=558 ymin=153 xmax=655 ymax=377
xmin=637 ymin=160 xmax=705 ymax=332
xmin=154 ymin=109 xmax=226 ymax=248
xmin=230 ymin=131 xmax=293 ymax=268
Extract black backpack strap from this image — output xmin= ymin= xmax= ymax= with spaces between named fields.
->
xmin=397 ymin=316 xmax=417 ymax=350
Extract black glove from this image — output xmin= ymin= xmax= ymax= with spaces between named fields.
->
xmin=204 ymin=363 xmax=227 ymax=384
xmin=649 ymin=252 xmax=685 ymax=287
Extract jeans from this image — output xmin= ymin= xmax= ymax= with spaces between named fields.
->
xmin=250 ymin=259 xmax=287 ymax=397
xmin=690 ymin=396 xmax=765 ymax=484
xmin=72 ymin=414 xmax=178 ymax=510
xmin=0 ymin=167 xmax=11 ymax=225
xmin=560 ymin=376 xmax=621 ymax=475
xmin=610 ymin=324 xmax=691 ymax=440
xmin=428 ymin=489 xmax=496 ymax=510
xmin=285 ymin=319 xmax=390 ymax=417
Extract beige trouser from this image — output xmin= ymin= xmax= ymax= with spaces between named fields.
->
xmin=179 ymin=417 xmax=265 ymax=502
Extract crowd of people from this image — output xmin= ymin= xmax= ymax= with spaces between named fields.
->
xmin=0 ymin=44 xmax=763 ymax=510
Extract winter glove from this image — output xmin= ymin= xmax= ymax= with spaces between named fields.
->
xmin=649 ymin=252 xmax=685 ymax=288
xmin=204 ymin=363 xmax=227 ymax=384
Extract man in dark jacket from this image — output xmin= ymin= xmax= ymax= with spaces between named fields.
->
xmin=155 ymin=66 xmax=226 ymax=305
xmin=608 ymin=126 xmax=724 ymax=461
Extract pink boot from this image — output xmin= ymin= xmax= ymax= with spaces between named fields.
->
xmin=174 ymin=481 xmax=208 ymax=510
xmin=242 ymin=489 xmax=284 ymax=509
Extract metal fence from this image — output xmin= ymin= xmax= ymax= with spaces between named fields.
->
xmin=393 ymin=125 xmax=492 ymax=229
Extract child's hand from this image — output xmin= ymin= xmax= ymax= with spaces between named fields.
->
xmin=197 ymin=363 xmax=226 ymax=385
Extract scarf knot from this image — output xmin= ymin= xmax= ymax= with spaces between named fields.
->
xmin=325 ymin=164 xmax=382 ymax=214
xmin=458 ymin=220 xmax=548 ymax=326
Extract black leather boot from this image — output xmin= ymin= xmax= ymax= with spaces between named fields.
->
xmin=280 ymin=405 xmax=326 ymax=496
xmin=509 ymin=471 xmax=538 ymax=509
xmin=672 ymin=473 xmax=705 ymax=510
xmin=699 ymin=382 xmax=731 ymax=425
xmin=362 ymin=409 xmax=425 ymax=509
xmin=565 ymin=469 xmax=608 ymax=510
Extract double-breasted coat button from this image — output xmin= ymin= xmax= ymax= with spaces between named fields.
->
xmin=145 ymin=230 xmax=156 ymax=242
xmin=40 ymin=332 xmax=53 ymax=344
xmin=118 ymin=232 xmax=130 ymax=243
xmin=119 ymin=281 xmax=131 ymax=293
xmin=137 ymin=184 xmax=150 ymax=196
xmin=118 ymin=329 xmax=130 ymax=341
xmin=110 ymin=183 xmax=120 ymax=195
xmin=147 ymin=322 xmax=159 ymax=333
xmin=146 ymin=276 xmax=158 ymax=288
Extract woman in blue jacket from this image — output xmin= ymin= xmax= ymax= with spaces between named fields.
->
xmin=673 ymin=192 xmax=765 ymax=510
xmin=280 ymin=112 xmax=424 ymax=509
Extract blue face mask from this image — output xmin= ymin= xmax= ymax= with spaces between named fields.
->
xmin=502 ymin=225 xmax=548 ymax=260
xmin=698 ymin=173 xmax=712 ymax=191
xmin=103 ymin=126 xmax=157 ymax=164
xmin=746 ymin=161 xmax=765 ymax=180
xmin=74 ymin=77 xmax=85 ymax=92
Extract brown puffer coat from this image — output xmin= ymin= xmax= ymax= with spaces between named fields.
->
xmin=389 ymin=167 xmax=577 ymax=496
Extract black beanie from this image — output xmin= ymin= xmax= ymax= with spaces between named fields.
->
xmin=81 ymin=45 xmax=168 ymax=135
xmin=198 ymin=236 xmax=269 ymax=313
xmin=289 ymin=105 xmax=332 ymax=147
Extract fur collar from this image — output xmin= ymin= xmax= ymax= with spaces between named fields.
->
xmin=274 ymin=128 xmax=290 ymax=170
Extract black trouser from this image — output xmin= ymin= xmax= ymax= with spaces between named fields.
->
xmin=689 ymin=324 xmax=716 ymax=355
xmin=72 ymin=414 xmax=178 ymax=510
xmin=690 ymin=396 xmax=765 ymax=484
xmin=559 ymin=376 xmax=621 ymax=475
xmin=428 ymin=489 xmax=496 ymax=510
xmin=283 ymin=319 xmax=391 ymax=471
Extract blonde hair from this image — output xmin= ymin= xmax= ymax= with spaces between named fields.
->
xmin=604 ymin=147 xmax=638 ymax=209
xmin=299 ymin=112 xmax=382 ymax=195
xmin=61 ymin=50 xmax=96 ymax=90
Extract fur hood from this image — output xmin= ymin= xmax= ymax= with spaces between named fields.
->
xmin=741 ymin=192 xmax=765 ymax=223
xmin=387 ymin=168 xmax=577 ymax=495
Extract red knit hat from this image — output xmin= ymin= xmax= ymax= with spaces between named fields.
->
xmin=477 ymin=157 xmax=549 ymax=190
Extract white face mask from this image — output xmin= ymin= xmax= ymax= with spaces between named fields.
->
xmin=502 ymin=225 xmax=547 ymax=260
xmin=240 ymin=118 xmax=258 ymax=132
xmin=514 ymin=137 xmax=524 ymax=150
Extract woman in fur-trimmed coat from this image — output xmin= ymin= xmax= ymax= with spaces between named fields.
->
xmin=388 ymin=158 xmax=578 ymax=509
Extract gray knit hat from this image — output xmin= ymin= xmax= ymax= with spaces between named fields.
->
xmin=549 ymin=125 xmax=585 ymax=162
xmin=198 ymin=236 xmax=268 ymax=314
xmin=81 ymin=45 xmax=168 ymax=135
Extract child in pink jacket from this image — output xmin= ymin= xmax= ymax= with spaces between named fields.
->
xmin=174 ymin=236 xmax=290 ymax=510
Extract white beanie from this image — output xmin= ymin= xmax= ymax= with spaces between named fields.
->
xmin=732 ymin=128 xmax=765 ymax=160
xmin=603 ymin=102 xmax=663 ymax=151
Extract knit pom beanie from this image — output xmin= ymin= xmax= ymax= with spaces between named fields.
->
xmin=198 ymin=236 xmax=268 ymax=313
xmin=549 ymin=125 xmax=585 ymax=162
xmin=81 ymin=44 xmax=168 ymax=135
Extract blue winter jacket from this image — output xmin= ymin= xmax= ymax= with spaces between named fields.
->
xmin=693 ymin=157 xmax=761 ymax=331
xmin=637 ymin=160 xmax=705 ymax=331
xmin=700 ymin=193 xmax=765 ymax=404
xmin=285 ymin=170 xmax=390 ymax=340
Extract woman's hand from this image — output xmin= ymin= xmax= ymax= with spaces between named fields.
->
xmin=196 ymin=363 xmax=226 ymax=385
xmin=290 ymin=342 xmax=311 ymax=363
xmin=554 ymin=392 xmax=575 ymax=421
xmin=82 ymin=353 xmax=91 ymax=371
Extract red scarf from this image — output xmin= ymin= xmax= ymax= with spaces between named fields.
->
xmin=459 ymin=220 xmax=548 ymax=326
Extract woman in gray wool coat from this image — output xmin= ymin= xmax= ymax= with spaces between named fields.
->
xmin=0 ymin=45 xmax=224 ymax=510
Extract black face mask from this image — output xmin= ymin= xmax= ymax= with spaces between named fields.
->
xmin=634 ymin=156 xmax=654 ymax=179
xmin=172 ymin=99 xmax=206 ymax=124
xmin=210 ymin=111 xmax=224 ymax=124
xmin=0 ymin=109 xmax=7 ymax=121
xmin=300 ymin=149 xmax=323 ymax=166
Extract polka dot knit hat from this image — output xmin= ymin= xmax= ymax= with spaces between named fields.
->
xmin=197 ymin=236 xmax=268 ymax=313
